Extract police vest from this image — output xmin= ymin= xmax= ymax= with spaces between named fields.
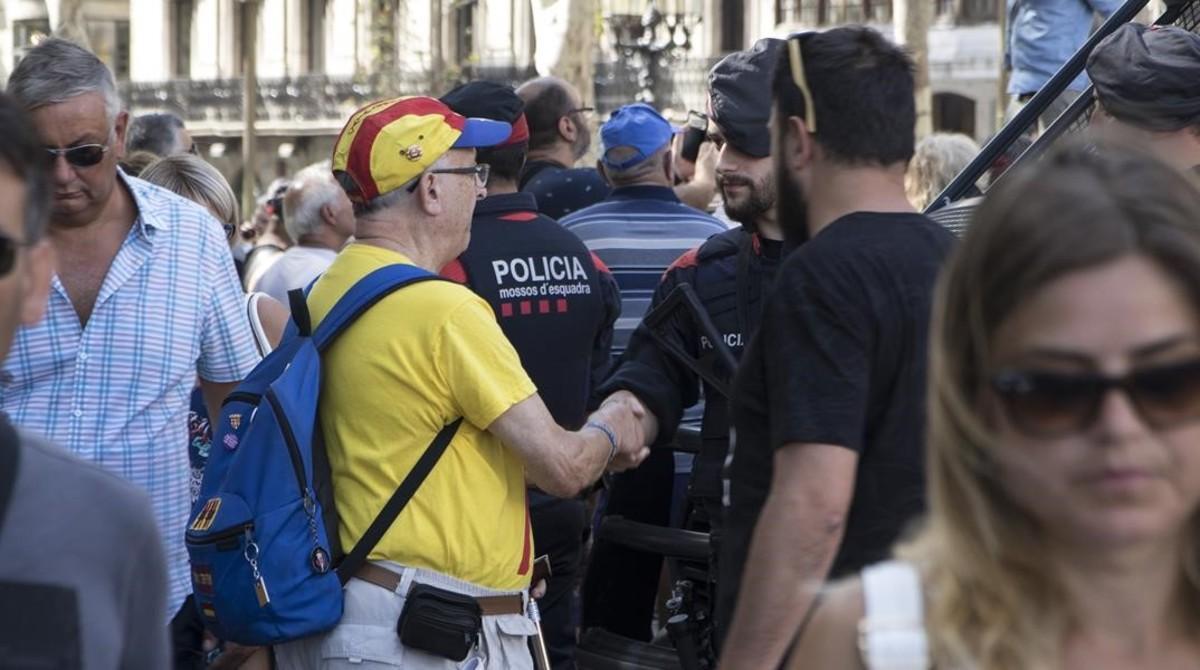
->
xmin=452 ymin=193 xmax=608 ymax=429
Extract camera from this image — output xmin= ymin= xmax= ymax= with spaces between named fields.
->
xmin=681 ymin=111 xmax=709 ymax=163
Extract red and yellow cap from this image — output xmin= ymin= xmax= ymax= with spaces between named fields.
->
xmin=332 ymin=96 xmax=512 ymax=202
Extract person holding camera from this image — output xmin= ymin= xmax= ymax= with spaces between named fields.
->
xmin=580 ymin=39 xmax=789 ymax=643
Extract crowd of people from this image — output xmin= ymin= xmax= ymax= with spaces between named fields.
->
xmin=4 ymin=14 xmax=1200 ymax=670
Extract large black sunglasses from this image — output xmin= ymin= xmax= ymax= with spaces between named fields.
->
xmin=44 ymin=143 xmax=109 ymax=168
xmin=991 ymin=358 xmax=1200 ymax=438
xmin=0 ymin=233 xmax=33 ymax=278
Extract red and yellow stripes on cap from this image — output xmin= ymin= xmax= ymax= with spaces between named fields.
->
xmin=332 ymin=97 xmax=466 ymax=202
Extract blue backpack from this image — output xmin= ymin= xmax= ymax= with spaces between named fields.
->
xmin=186 ymin=264 xmax=462 ymax=645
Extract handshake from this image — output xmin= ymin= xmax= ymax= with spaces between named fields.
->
xmin=585 ymin=391 xmax=653 ymax=474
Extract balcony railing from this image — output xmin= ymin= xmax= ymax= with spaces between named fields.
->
xmin=120 ymin=72 xmax=433 ymax=128
xmin=120 ymin=60 xmax=715 ymax=130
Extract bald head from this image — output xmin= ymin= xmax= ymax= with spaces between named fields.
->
xmin=518 ymin=76 xmax=585 ymax=152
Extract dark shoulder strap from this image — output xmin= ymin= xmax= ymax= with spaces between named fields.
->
xmin=734 ymin=231 xmax=757 ymax=342
xmin=336 ymin=418 xmax=463 ymax=584
xmin=0 ymin=418 xmax=22 ymax=534
xmin=317 ymin=263 xmax=463 ymax=582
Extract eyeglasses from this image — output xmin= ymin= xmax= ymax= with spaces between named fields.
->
xmin=786 ymin=33 xmax=818 ymax=134
xmin=406 ymin=164 xmax=491 ymax=192
xmin=990 ymin=358 xmax=1200 ymax=438
xmin=44 ymin=143 xmax=109 ymax=168
xmin=222 ymin=223 xmax=237 ymax=241
xmin=0 ymin=233 xmax=34 ymax=277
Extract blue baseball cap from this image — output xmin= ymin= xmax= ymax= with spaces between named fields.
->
xmin=601 ymin=103 xmax=676 ymax=169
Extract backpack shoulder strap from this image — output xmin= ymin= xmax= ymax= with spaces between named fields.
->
xmin=311 ymin=264 xmax=442 ymax=351
xmin=858 ymin=560 xmax=930 ymax=670
xmin=315 ymin=263 xmax=461 ymax=583
xmin=336 ymin=418 xmax=463 ymax=584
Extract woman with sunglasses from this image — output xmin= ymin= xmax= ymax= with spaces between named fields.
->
xmin=787 ymin=141 xmax=1200 ymax=669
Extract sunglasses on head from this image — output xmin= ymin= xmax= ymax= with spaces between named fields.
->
xmin=0 ymin=233 xmax=33 ymax=278
xmin=990 ymin=358 xmax=1200 ymax=439
xmin=786 ymin=33 xmax=818 ymax=134
xmin=44 ymin=143 xmax=109 ymax=168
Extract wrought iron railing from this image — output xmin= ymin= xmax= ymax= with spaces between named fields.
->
xmin=120 ymin=58 xmax=715 ymax=127
xmin=120 ymin=72 xmax=433 ymax=126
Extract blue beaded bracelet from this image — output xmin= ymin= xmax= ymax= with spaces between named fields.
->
xmin=585 ymin=420 xmax=619 ymax=466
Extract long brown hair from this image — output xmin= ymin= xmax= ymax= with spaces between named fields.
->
xmin=899 ymin=141 xmax=1200 ymax=669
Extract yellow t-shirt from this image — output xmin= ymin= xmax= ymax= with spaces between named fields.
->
xmin=308 ymin=243 xmax=538 ymax=591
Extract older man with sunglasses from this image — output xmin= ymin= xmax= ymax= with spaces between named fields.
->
xmin=0 ymin=91 xmax=170 ymax=669
xmin=1 ymin=38 xmax=260 ymax=666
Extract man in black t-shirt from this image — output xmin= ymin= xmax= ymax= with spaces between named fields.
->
xmin=441 ymin=81 xmax=621 ymax=670
xmin=717 ymin=27 xmax=956 ymax=670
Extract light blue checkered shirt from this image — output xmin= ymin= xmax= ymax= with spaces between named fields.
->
xmin=0 ymin=174 xmax=261 ymax=617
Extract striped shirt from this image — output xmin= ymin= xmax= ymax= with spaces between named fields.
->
xmin=561 ymin=185 xmax=728 ymax=356
xmin=0 ymin=173 xmax=261 ymax=616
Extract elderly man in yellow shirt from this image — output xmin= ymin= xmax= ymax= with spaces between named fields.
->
xmin=273 ymin=97 xmax=650 ymax=669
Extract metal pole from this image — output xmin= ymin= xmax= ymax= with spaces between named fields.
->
xmin=241 ymin=0 xmax=260 ymax=223
xmin=997 ymin=0 xmax=1008 ymax=131
xmin=431 ymin=0 xmax=444 ymax=93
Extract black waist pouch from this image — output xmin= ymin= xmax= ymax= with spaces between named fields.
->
xmin=397 ymin=583 xmax=483 ymax=661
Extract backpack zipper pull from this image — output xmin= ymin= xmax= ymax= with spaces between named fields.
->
xmin=244 ymin=528 xmax=271 ymax=607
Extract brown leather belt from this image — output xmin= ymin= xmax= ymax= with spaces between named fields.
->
xmin=355 ymin=563 xmax=525 ymax=616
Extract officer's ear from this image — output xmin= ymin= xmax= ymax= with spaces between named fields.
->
xmin=662 ymin=149 xmax=675 ymax=184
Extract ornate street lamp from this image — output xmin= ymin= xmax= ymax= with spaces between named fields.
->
xmin=604 ymin=0 xmax=701 ymax=104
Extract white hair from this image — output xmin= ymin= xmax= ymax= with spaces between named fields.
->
xmin=7 ymin=37 xmax=122 ymax=126
xmin=283 ymin=162 xmax=344 ymax=240
xmin=905 ymin=133 xmax=980 ymax=211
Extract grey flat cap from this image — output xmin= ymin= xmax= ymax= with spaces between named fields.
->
xmin=1088 ymin=23 xmax=1200 ymax=132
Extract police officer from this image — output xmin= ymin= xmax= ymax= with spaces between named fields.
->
xmin=1087 ymin=23 xmax=1200 ymax=172
xmin=441 ymin=81 xmax=621 ymax=670
xmin=581 ymin=38 xmax=788 ymax=645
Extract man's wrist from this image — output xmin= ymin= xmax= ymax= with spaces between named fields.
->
xmin=585 ymin=420 xmax=619 ymax=467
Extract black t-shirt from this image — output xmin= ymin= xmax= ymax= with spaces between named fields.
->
xmin=717 ymin=211 xmax=955 ymax=631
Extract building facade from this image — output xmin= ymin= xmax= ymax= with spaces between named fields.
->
xmin=3 ymin=0 xmax=1157 ymax=202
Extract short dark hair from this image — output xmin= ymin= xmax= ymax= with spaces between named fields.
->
xmin=523 ymin=83 xmax=575 ymax=151
xmin=126 ymin=112 xmax=187 ymax=156
xmin=479 ymin=144 xmax=528 ymax=183
xmin=0 ymin=93 xmax=50 ymax=241
xmin=774 ymin=26 xmax=916 ymax=166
